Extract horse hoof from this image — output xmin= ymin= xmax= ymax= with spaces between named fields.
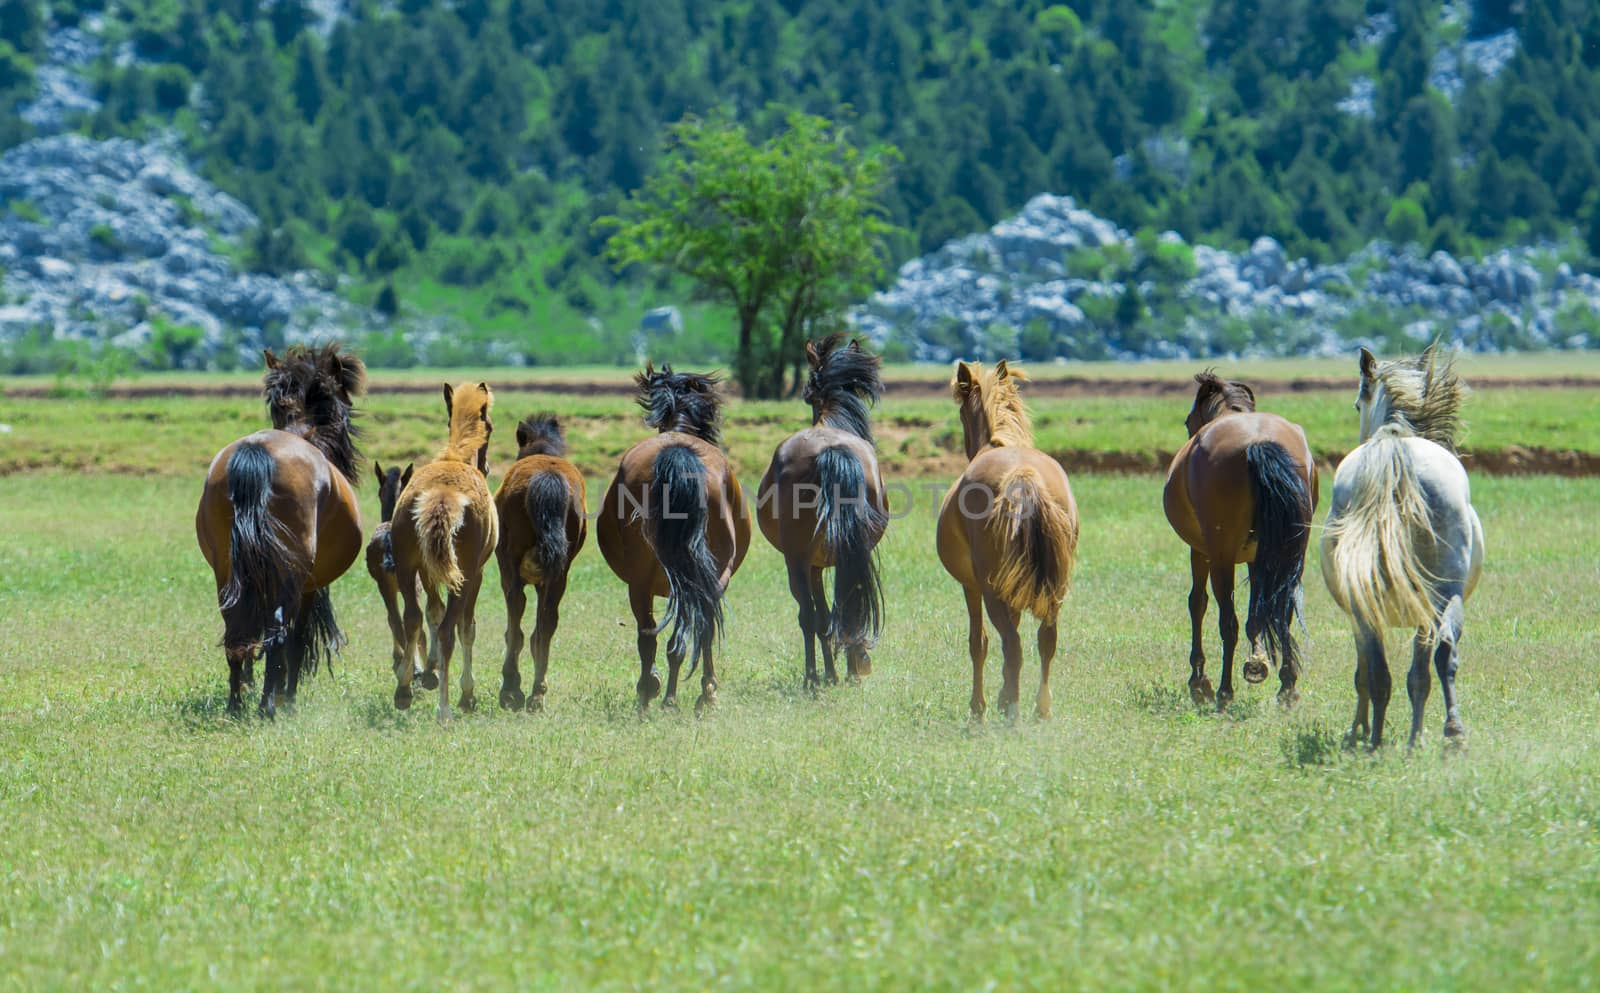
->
xmin=1189 ymin=679 xmax=1214 ymax=705
xmin=1277 ymin=688 xmax=1299 ymax=710
xmin=499 ymin=687 xmax=526 ymax=711
xmin=1214 ymin=692 xmax=1233 ymax=713
xmin=527 ymin=693 xmax=545 ymax=714
xmin=1443 ymin=718 xmax=1466 ymax=739
xmin=458 ymin=695 xmax=476 ymax=714
xmin=695 ymin=690 xmax=717 ymax=715
xmin=394 ymin=689 xmax=412 ymax=711
xmin=419 ymin=671 xmax=440 ymax=691
xmin=662 ymin=695 xmax=679 ymax=711
xmin=637 ymin=673 xmax=661 ymax=704
xmin=1243 ymin=658 xmax=1269 ymax=684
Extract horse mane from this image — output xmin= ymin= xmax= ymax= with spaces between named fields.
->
xmin=1192 ymin=369 xmax=1257 ymax=420
xmin=805 ymin=333 xmax=882 ymax=442
xmin=1371 ymin=348 xmax=1466 ymax=453
xmin=952 ymin=360 xmax=1033 ymax=448
xmin=262 ymin=342 xmax=366 ymax=484
xmin=635 ymin=363 xmax=724 ymax=445
xmin=516 ymin=413 xmax=567 ymax=458
xmin=440 ymin=382 xmax=494 ymax=464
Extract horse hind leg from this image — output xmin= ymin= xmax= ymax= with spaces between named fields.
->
xmin=964 ymin=586 xmax=989 ymax=721
xmin=1186 ymin=549 xmax=1213 ymax=704
xmin=1209 ymin=562 xmax=1239 ymax=711
xmin=527 ymin=575 xmax=566 ymax=712
xmin=631 ymin=584 xmax=661 ymax=711
xmin=695 ymin=638 xmax=717 ymax=715
xmin=1359 ymin=624 xmax=1393 ymax=751
xmin=788 ymin=560 xmax=822 ymax=690
xmin=455 ymin=571 xmax=484 ymax=714
xmin=1242 ymin=562 xmax=1270 ymax=686
xmin=499 ymin=567 xmax=528 ymax=711
xmin=1036 ymin=617 xmax=1059 ymax=720
xmin=1406 ymin=627 xmax=1432 ymax=749
xmin=982 ymin=591 xmax=1024 ymax=721
xmin=810 ymin=565 xmax=842 ymax=685
xmin=420 ymin=587 xmax=445 ymax=691
xmin=1435 ymin=594 xmax=1467 ymax=747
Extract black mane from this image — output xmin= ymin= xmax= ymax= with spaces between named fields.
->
xmin=262 ymin=342 xmax=366 ymax=484
xmin=515 ymin=413 xmax=568 ymax=458
xmin=805 ymin=334 xmax=882 ymax=442
xmin=635 ymin=364 xmax=724 ymax=445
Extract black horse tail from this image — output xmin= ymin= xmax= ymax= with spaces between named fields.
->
xmin=290 ymin=587 xmax=344 ymax=679
xmin=1245 ymin=441 xmax=1314 ymax=676
xmin=524 ymin=470 xmax=571 ymax=585
xmin=219 ymin=441 xmax=300 ymax=652
xmin=646 ymin=445 xmax=724 ymax=673
xmin=815 ymin=446 xmax=886 ymax=649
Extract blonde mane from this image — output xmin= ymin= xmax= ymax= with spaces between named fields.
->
xmin=439 ymin=382 xmax=494 ymax=464
xmin=952 ymin=360 xmax=1034 ymax=449
xmin=1369 ymin=348 xmax=1466 ymax=453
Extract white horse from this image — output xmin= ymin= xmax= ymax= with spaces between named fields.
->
xmin=1321 ymin=346 xmax=1485 ymax=750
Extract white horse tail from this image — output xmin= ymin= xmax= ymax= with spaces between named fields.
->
xmin=1323 ymin=426 xmax=1437 ymax=633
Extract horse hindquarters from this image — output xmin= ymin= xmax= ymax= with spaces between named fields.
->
xmin=1243 ymin=441 xmax=1314 ymax=699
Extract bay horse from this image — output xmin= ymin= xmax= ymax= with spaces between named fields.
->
xmin=492 ymin=414 xmax=588 ymax=712
xmin=757 ymin=335 xmax=888 ymax=688
xmin=195 ymin=343 xmax=366 ymax=716
xmin=597 ymin=365 xmax=751 ymax=713
xmin=365 ymin=461 xmax=442 ymax=689
xmin=1322 ymin=346 xmax=1483 ymax=750
xmin=1163 ymin=371 xmax=1317 ymax=710
xmin=937 ymin=360 xmax=1079 ymax=720
xmin=389 ymin=382 xmax=499 ymax=720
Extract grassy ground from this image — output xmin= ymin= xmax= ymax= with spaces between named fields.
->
xmin=2 ymin=459 xmax=1598 ymax=989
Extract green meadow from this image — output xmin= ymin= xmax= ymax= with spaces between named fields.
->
xmin=1 ymin=369 xmax=1598 ymax=991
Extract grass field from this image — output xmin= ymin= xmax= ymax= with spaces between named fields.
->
xmin=2 ymin=367 xmax=1600 ymax=990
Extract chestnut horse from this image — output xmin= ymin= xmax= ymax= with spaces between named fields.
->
xmin=195 ymin=344 xmax=366 ymax=716
xmin=1163 ymin=372 xmax=1318 ymax=710
xmin=492 ymin=414 xmax=588 ymax=712
xmin=389 ymin=383 xmax=498 ymax=720
xmin=757 ymin=335 xmax=887 ymax=687
xmin=597 ymin=366 xmax=750 ymax=712
xmin=937 ymin=360 xmax=1079 ymax=720
xmin=365 ymin=461 xmax=442 ymax=689
xmin=1322 ymin=346 xmax=1483 ymax=749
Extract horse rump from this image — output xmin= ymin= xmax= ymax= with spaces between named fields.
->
xmin=815 ymin=446 xmax=885 ymax=649
xmin=220 ymin=441 xmax=300 ymax=651
xmin=987 ymin=465 xmax=1076 ymax=622
xmin=1322 ymin=427 xmax=1439 ymax=634
xmin=646 ymin=445 xmax=725 ymax=669
xmin=522 ymin=470 xmax=571 ymax=585
xmin=413 ymin=488 xmax=469 ymax=592
xmin=1244 ymin=441 xmax=1314 ymax=674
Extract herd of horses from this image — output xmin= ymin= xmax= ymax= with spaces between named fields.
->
xmin=194 ymin=336 xmax=1484 ymax=750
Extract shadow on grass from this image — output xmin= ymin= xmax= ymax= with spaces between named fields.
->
xmin=169 ymin=686 xmax=244 ymax=734
xmin=1282 ymin=722 xmax=1344 ymax=768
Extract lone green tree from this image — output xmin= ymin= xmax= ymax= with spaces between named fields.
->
xmin=602 ymin=112 xmax=899 ymax=398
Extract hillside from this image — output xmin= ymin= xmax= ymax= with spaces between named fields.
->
xmin=4 ymin=0 xmax=1600 ymax=369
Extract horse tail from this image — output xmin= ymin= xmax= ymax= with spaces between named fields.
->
xmin=290 ymin=586 xmax=344 ymax=679
xmin=523 ymin=470 xmax=571 ymax=585
xmin=1245 ymin=441 xmax=1314 ymax=674
xmin=815 ymin=445 xmax=886 ymax=649
xmin=1323 ymin=426 xmax=1438 ymax=634
xmin=647 ymin=445 xmax=724 ymax=673
xmin=988 ymin=465 xmax=1077 ymax=622
xmin=220 ymin=441 xmax=300 ymax=649
xmin=413 ymin=488 xmax=468 ymax=592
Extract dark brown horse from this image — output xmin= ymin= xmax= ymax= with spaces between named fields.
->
xmin=195 ymin=344 xmax=367 ymax=716
xmin=492 ymin=414 xmax=588 ymax=712
xmin=937 ymin=360 xmax=1079 ymax=720
xmin=757 ymin=335 xmax=887 ymax=688
xmin=365 ymin=461 xmax=442 ymax=689
xmin=389 ymin=383 xmax=498 ymax=720
xmin=597 ymin=366 xmax=751 ymax=712
xmin=1163 ymin=372 xmax=1318 ymax=709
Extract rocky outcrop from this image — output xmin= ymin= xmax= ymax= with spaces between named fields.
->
xmin=1 ymin=134 xmax=367 ymax=366
xmin=851 ymin=193 xmax=1600 ymax=361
